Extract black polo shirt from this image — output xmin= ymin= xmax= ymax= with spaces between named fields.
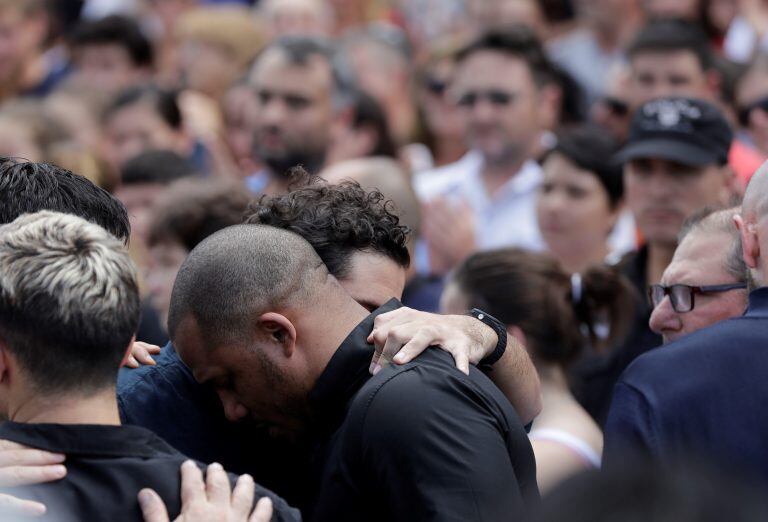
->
xmin=0 ymin=422 xmax=301 ymax=522
xmin=307 ymin=300 xmax=539 ymax=522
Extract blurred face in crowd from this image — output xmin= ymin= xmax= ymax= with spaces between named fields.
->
xmin=177 ymin=248 xmax=406 ymax=434
xmin=222 ymin=83 xmax=260 ymax=173
xmin=452 ymin=50 xmax=552 ymax=168
xmin=537 ymin=153 xmax=619 ymax=265
xmin=624 ymin=158 xmax=732 ymax=247
xmin=104 ymin=102 xmax=185 ymax=170
xmin=629 ymin=50 xmax=713 ymax=108
xmin=261 ymin=0 xmax=332 ymax=39
xmin=649 ymin=230 xmax=747 ymax=343
xmin=735 ymin=59 xmax=768 ymax=155
xmin=179 ymin=39 xmax=241 ymax=99
xmin=114 ymin=182 xmax=166 ymax=247
xmin=0 ymin=5 xmax=43 ymax=92
xmin=71 ymin=44 xmax=149 ymax=94
xmin=418 ymin=57 xmax=465 ymax=145
xmin=643 ymin=0 xmax=700 ymax=20
xmin=466 ymin=0 xmax=547 ymax=36
xmin=146 ymin=239 xmax=189 ymax=329
xmin=250 ymin=48 xmax=334 ymax=175
xmin=575 ymin=0 xmax=627 ymax=28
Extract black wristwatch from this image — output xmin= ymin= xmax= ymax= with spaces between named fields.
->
xmin=467 ymin=308 xmax=507 ymax=367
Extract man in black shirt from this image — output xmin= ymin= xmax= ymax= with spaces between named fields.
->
xmin=0 ymin=211 xmax=298 ymax=521
xmin=170 ymin=224 xmax=539 ymax=521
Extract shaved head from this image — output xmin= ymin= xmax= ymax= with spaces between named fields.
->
xmin=168 ymin=224 xmax=327 ymax=346
xmin=742 ymin=161 xmax=768 ymax=219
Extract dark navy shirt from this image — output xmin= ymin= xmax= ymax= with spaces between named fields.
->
xmin=604 ymin=287 xmax=768 ymax=479
xmin=117 ymin=344 xmax=314 ymax=511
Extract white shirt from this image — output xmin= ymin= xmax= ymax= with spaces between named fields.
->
xmin=415 ymin=151 xmax=546 ymax=252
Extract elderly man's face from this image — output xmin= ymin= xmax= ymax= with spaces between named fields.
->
xmin=649 ymin=231 xmax=747 ymax=343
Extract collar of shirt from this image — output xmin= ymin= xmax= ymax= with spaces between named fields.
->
xmin=0 ymin=421 xmax=180 ymax=459
xmin=745 ymin=287 xmax=768 ymax=318
xmin=444 ymin=158 xmax=543 ymax=209
xmin=307 ymin=298 xmax=401 ymax=437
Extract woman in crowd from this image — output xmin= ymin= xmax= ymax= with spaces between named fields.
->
xmin=441 ymin=248 xmax=634 ymax=492
xmin=537 ymin=124 xmax=634 ymax=274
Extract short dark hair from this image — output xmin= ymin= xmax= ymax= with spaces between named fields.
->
xmin=261 ymin=35 xmax=355 ymax=96
xmin=148 ymin=179 xmax=250 ymax=251
xmin=69 ymin=15 xmax=154 ymax=68
xmin=451 ymin=249 xmax=635 ymax=365
xmin=627 ymin=18 xmax=714 ymax=71
xmin=244 ymin=172 xmax=410 ymax=280
xmin=0 ymin=157 xmax=130 ymax=243
xmin=0 ymin=212 xmax=140 ymax=394
xmin=168 ymin=224 xmax=325 ymax=346
xmin=548 ymin=124 xmax=623 ymax=207
xmin=120 ymin=149 xmax=196 ymax=186
xmin=103 ymin=86 xmax=182 ymax=130
xmin=349 ymin=89 xmax=397 ymax=157
xmin=455 ymin=27 xmax=557 ymax=86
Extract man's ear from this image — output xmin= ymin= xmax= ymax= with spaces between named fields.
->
xmin=705 ymin=68 xmax=722 ymax=101
xmin=0 ymin=336 xmax=13 ymax=387
xmin=257 ymin=312 xmax=297 ymax=358
xmin=735 ymin=214 xmax=760 ymax=269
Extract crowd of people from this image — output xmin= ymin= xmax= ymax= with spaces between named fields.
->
xmin=1 ymin=0 xmax=768 ymax=520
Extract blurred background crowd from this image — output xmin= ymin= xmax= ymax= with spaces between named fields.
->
xmin=4 ymin=0 xmax=768 ymax=517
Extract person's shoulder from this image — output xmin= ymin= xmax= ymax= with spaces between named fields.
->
xmin=117 ymin=343 xmax=189 ymax=396
xmin=350 ymin=349 xmax=510 ymax=431
xmin=621 ymin=316 xmax=750 ymax=389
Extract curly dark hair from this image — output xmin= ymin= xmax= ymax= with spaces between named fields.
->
xmin=244 ymin=177 xmax=411 ymax=280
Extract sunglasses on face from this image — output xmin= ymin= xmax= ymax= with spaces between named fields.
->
xmin=648 ymin=283 xmax=747 ymax=313
xmin=600 ymin=96 xmax=630 ymax=117
xmin=424 ymin=77 xmax=448 ymax=96
xmin=455 ymin=90 xmax=514 ymax=108
xmin=738 ymin=95 xmax=768 ymax=127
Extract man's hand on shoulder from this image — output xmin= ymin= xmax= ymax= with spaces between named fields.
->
xmin=139 ymin=461 xmax=273 ymax=522
xmin=367 ymin=307 xmax=497 ymax=375
xmin=122 ymin=342 xmax=162 ymax=369
xmin=0 ymin=439 xmax=67 ymax=518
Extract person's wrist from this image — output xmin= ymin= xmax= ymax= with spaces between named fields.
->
xmin=467 ymin=308 xmax=506 ymax=366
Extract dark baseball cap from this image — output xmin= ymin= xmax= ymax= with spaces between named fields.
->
xmin=615 ymin=97 xmax=733 ymax=167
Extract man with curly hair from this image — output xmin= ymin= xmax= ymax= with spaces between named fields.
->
xmin=116 ymin=171 xmax=541 ymax=515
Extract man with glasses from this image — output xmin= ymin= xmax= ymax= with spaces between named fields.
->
xmin=603 ymin=169 xmax=768 ymax=478
xmin=414 ymin=27 xmax=561 ymax=274
xmin=647 ymin=208 xmax=749 ymax=344
xmin=570 ymin=97 xmax=737 ymax=425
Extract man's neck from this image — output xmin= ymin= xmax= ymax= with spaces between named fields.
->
xmin=480 ymin=157 xmax=526 ymax=197
xmin=646 ymin=242 xmax=676 ymax=286
xmin=9 ymin=387 xmax=121 ymax=425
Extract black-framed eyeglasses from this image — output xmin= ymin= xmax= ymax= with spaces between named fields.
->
xmin=455 ymin=90 xmax=514 ymax=108
xmin=648 ymin=283 xmax=747 ymax=313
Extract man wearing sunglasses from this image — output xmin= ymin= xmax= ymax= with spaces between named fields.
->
xmin=414 ymin=27 xmax=560 ymax=274
xmin=648 ymin=207 xmax=749 ymax=344
xmin=603 ymin=165 xmax=768 ymax=480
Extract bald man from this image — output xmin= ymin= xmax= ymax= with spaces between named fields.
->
xmin=604 ymin=161 xmax=768 ymax=481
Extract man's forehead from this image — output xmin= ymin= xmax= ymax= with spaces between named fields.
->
xmin=663 ymin=232 xmax=731 ymax=284
xmin=251 ymin=49 xmax=332 ymax=86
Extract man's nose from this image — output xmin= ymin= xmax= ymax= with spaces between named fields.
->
xmin=217 ymin=390 xmax=248 ymax=422
xmin=649 ymin=296 xmax=682 ymax=342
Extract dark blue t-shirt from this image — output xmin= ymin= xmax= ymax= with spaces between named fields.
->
xmin=604 ymin=287 xmax=768 ymax=481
